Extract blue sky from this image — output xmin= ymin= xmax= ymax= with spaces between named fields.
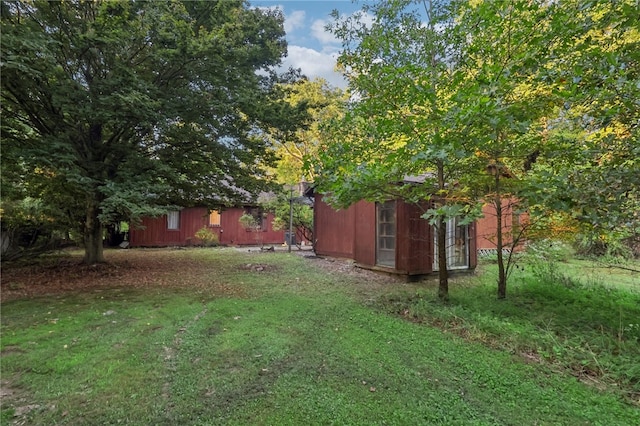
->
xmin=251 ymin=1 xmax=368 ymax=88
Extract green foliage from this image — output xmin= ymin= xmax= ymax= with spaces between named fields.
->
xmin=194 ymin=227 xmax=219 ymax=247
xmin=1 ymin=0 xmax=295 ymax=263
xmin=262 ymin=190 xmax=313 ymax=244
xmin=267 ymin=78 xmax=347 ymax=184
xmin=574 ymin=230 xmax=636 ymax=260
xmin=522 ymin=0 xmax=639 ymax=236
xmin=239 ymin=213 xmax=259 ymax=231
xmin=320 ymin=0 xmax=639 ymax=298
xmin=0 ymin=197 xmax=72 ymax=260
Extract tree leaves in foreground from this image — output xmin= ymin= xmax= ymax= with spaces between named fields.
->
xmin=1 ymin=0 xmax=295 ymax=263
xmin=319 ymin=0 xmax=475 ymax=300
xmin=318 ymin=0 xmax=639 ymax=298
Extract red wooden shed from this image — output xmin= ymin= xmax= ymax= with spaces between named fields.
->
xmin=475 ymin=198 xmax=528 ymax=254
xmin=313 ymin=194 xmax=478 ymax=277
xmin=129 ymin=206 xmax=287 ymax=247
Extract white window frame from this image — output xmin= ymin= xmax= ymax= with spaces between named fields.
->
xmin=167 ymin=211 xmax=180 ymax=230
xmin=376 ymin=201 xmax=396 ymax=268
xmin=433 ymin=217 xmax=469 ymax=270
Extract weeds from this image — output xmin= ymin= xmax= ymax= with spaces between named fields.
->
xmin=375 ymin=256 xmax=640 ymax=405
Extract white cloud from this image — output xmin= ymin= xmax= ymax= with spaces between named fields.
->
xmin=284 ymin=10 xmax=306 ymax=34
xmin=282 ymin=45 xmax=346 ymax=88
xmin=311 ymin=18 xmax=340 ymax=46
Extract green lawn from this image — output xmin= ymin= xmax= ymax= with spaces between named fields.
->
xmin=1 ymin=248 xmax=639 ymax=425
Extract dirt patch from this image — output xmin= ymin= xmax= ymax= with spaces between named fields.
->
xmin=0 ymin=248 xmax=410 ymax=303
xmin=0 ymin=346 xmax=26 ymax=357
xmin=238 ymin=263 xmax=278 ymax=272
xmin=0 ymin=249 xmax=245 ymax=302
xmin=0 ymin=378 xmax=44 ymax=424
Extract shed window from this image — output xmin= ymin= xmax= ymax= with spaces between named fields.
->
xmin=245 ymin=208 xmax=267 ymax=231
xmin=376 ymin=201 xmax=396 ymax=268
xmin=167 ymin=211 xmax=180 ymax=230
xmin=209 ymin=210 xmax=221 ymax=226
xmin=433 ymin=217 xmax=469 ymax=270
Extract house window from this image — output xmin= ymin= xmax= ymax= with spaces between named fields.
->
xmin=245 ymin=207 xmax=267 ymax=231
xmin=209 ymin=210 xmax=221 ymax=226
xmin=167 ymin=211 xmax=180 ymax=230
xmin=376 ymin=201 xmax=396 ymax=268
xmin=433 ymin=217 xmax=469 ymax=270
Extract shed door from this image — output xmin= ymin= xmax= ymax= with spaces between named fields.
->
xmin=376 ymin=201 xmax=396 ymax=268
xmin=433 ymin=217 xmax=469 ymax=270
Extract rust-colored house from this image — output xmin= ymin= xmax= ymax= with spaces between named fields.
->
xmin=129 ymin=206 xmax=286 ymax=247
xmin=476 ymin=198 xmax=527 ymax=254
xmin=313 ymin=194 xmax=478 ymax=277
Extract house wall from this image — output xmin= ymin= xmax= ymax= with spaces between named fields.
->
xmin=129 ymin=207 xmax=209 ymax=247
xmin=476 ymin=199 xmax=526 ymax=251
xmin=313 ymin=196 xmax=478 ymax=275
xmin=314 ymin=194 xmax=356 ymax=258
xmin=399 ymin=202 xmax=434 ymax=275
xmin=218 ymin=208 xmax=285 ymax=246
xmin=129 ymin=207 xmax=285 ymax=247
xmin=353 ymin=200 xmax=376 ymax=266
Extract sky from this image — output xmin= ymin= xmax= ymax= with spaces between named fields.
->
xmin=250 ymin=1 xmax=367 ymax=88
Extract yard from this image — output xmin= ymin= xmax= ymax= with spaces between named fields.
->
xmin=1 ymin=248 xmax=639 ymax=425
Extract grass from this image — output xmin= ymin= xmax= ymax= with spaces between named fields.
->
xmin=378 ymin=257 xmax=640 ymax=402
xmin=1 ymin=248 xmax=639 ymax=424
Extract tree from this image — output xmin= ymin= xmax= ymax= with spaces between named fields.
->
xmin=263 ymin=190 xmax=314 ymax=248
xmin=321 ymin=0 xmax=639 ymax=300
xmin=318 ymin=0 xmax=482 ymax=300
xmin=523 ymin=0 xmax=640 ymax=255
xmin=1 ymin=0 xmax=293 ymax=263
xmin=267 ymin=78 xmax=347 ymax=184
xmin=259 ymin=78 xmax=346 ymax=248
xmin=450 ymin=0 xmax=561 ymax=298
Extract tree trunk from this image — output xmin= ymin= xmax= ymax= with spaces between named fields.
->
xmin=495 ymin=194 xmax=507 ymax=299
xmin=437 ymin=215 xmax=449 ymax=301
xmin=436 ymin=160 xmax=449 ymax=301
xmin=83 ymin=198 xmax=104 ymax=264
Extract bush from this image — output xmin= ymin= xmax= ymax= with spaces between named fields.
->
xmin=574 ymin=230 xmax=635 ymax=260
xmin=194 ymin=227 xmax=219 ymax=247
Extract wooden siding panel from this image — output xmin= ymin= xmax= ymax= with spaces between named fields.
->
xmin=312 ymin=194 xmax=478 ymax=276
xmin=403 ymin=202 xmax=434 ymax=274
xmin=130 ymin=207 xmax=285 ymax=247
xmin=476 ymin=199 xmax=524 ymax=250
xmin=219 ymin=208 xmax=285 ymax=246
xmin=130 ymin=207 xmax=209 ymax=246
xmin=314 ymin=194 xmax=355 ymax=258
xmin=469 ymin=222 xmax=478 ymax=269
xmin=353 ymin=200 xmax=376 ymax=267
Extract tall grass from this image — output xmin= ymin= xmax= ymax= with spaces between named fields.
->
xmin=377 ymin=256 xmax=640 ymax=403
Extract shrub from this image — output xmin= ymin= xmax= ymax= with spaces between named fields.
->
xmin=194 ymin=227 xmax=219 ymax=247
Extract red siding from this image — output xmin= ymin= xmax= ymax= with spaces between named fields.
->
xmin=129 ymin=207 xmax=286 ymax=247
xmin=476 ymin=199 xmax=526 ymax=250
xmin=353 ymin=200 xmax=376 ymax=266
xmin=313 ymin=196 xmax=478 ymax=276
xmin=218 ymin=208 xmax=285 ymax=246
xmin=129 ymin=207 xmax=209 ymax=247
xmin=314 ymin=194 xmax=356 ymax=258
xmin=401 ymin=202 xmax=434 ymax=274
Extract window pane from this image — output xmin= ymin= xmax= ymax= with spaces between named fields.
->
xmin=433 ymin=218 xmax=469 ymax=270
xmin=209 ymin=211 xmax=221 ymax=226
xmin=376 ymin=201 xmax=396 ymax=268
xmin=167 ymin=211 xmax=179 ymax=230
